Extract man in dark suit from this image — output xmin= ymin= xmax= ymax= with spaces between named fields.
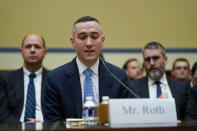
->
xmin=0 ymin=34 xmax=48 ymax=122
xmin=43 ymin=16 xmax=131 ymax=122
xmin=191 ymin=62 xmax=197 ymax=100
xmin=190 ymin=62 xmax=197 ymax=88
xmin=129 ymin=42 xmax=197 ymax=120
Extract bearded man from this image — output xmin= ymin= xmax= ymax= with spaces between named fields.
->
xmin=129 ymin=42 xmax=197 ymax=120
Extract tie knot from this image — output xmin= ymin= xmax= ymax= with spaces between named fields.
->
xmin=84 ymin=68 xmax=92 ymax=76
xmin=29 ymin=73 xmax=36 ymax=79
xmin=155 ymin=81 xmax=161 ymax=85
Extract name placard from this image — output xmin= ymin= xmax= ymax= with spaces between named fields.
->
xmin=109 ymin=98 xmax=177 ymax=125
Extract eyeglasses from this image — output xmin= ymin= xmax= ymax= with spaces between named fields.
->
xmin=174 ymin=66 xmax=189 ymax=70
xmin=144 ymin=56 xmax=160 ymax=62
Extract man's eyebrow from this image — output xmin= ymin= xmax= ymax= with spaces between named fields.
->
xmin=91 ymin=31 xmax=99 ymax=34
xmin=78 ymin=32 xmax=86 ymax=35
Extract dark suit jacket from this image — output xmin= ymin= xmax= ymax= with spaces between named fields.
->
xmin=129 ymin=76 xmax=197 ymax=120
xmin=0 ymin=68 xmax=48 ymax=122
xmin=43 ymin=58 xmax=132 ymax=122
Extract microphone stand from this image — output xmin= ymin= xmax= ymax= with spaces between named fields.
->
xmin=100 ymin=58 xmax=140 ymax=98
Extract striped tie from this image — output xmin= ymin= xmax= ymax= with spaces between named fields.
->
xmin=155 ymin=81 xmax=162 ymax=99
xmin=24 ymin=73 xmax=36 ymax=122
xmin=84 ymin=68 xmax=94 ymax=103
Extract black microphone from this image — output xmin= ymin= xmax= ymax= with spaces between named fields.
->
xmin=100 ymin=58 xmax=140 ymax=98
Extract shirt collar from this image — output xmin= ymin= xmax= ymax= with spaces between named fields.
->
xmin=191 ymin=82 xmax=193 ymax=87
xmin=76 ymin=57 xmax=99 ymax=76
xmin=23 ymin=66 xmax=43 ymax=77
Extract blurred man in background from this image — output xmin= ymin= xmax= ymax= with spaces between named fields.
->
xmin=191 ymin=62 xmax=197 ymax=87
xmin=0 ymin=34 xmax=48 ymax=122
xmin=191 ymin=62 xmax=197 ymax=103
xmin=123 ymin=58 xmax=142 ymax=81
xmin=171 ymin=58 xmax=191 ymax=83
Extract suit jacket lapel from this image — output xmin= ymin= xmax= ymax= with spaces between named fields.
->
xmin=67 ymin=58 xmax=82 ymax=117
xmin=132 ymin=77 xmax=149 ymax=98
xmin=98 ymin=60 xmax=112 ymax=102
xmin=140 ymin=77 xmax=149 ymax=98
xmin=14 ymin=68 xmax=25 ymax=117
xmin=41 ymin=68 xmax=48 ymax=111
xmin=167 ymin=77 xmax=177 ymax=99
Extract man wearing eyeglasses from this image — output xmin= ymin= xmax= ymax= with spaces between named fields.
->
xmin=129 ymin=41 xmax=197 ymax=120
xmin=171 ymin=58 xmax=191 ymax=83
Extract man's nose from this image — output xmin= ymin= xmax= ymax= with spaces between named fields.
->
xmin=150 ymin=58 xmax=155 ymax=65
xmin=30 ymin=46 xmax=36 ymax=52
xmin=86 ymin=37 xmax=93 ymax=46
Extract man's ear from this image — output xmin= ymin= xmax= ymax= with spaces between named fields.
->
xmin=44 ymin=49 xmax=48 ymax=56
xmin=164 ymin=55 xmax=168 ymax=65
xmin=20 ymin=48 xmax=23 ymax=57
xmin=171 ymin=70 xmax=175 ymax=77
xmin=101 ymin=35 xmax=105 ymax=47
xmin=70 ymin=37 xmax=75 ymax=48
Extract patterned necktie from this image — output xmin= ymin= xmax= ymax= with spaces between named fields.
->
xmin=84 ymin=68 xmax=94 ymax=103
xmin=24 ymin=73 xmax=36 ymax=122
xmin=155 ymin=81 xmax=162 ymax=99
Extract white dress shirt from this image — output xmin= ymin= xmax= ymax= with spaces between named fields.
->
xmin=20 ymin=67 xmax=43 ymax=122
xmin=190 ymin=82 xmax=193 ymax=88
xmin=148 ymin=74 xmax=173 ymax=99
xmin=76 ymin=57 xmax=99 ymax=105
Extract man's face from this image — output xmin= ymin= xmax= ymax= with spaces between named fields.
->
xmin=172 ymin=61 xmax=190 ymax=81
xmin=20 ymin=34 xmax=48 ymax=67
xmin=143 ymin=49 xmax=167 ymax=81
xmin=70 ymin=21 xmax=105 ymax=66
xmin=126 ymin=61 xmax=141 ymax=80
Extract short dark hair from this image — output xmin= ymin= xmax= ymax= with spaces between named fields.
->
xmin=122 ymin=58 xmax=139 ymax=70
xmin=72 ymin=16 xmax=101 ymax=36
xmin=191 ymin=62 xmax=197 ymax=76
xmin=74 ymin=16 xmax=100 ymax=25
xmin=143 ymin=41 xmax=166 ymax=56
xmin=172 ymin=58 xmax=190 ymax=70
xmin=21 ymin=35 xmax=46 ymax=48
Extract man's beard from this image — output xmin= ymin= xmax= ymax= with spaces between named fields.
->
xmin=147 ymin=66 xmax=165 ymax=81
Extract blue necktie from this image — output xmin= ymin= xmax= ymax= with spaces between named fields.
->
xmin=155 ymin=81 xmax=162 ymax=98
xmin=84 ymin=68 xmax=94 ymax=103
xmin=24 ymin=73 xmax=36 ymax=122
